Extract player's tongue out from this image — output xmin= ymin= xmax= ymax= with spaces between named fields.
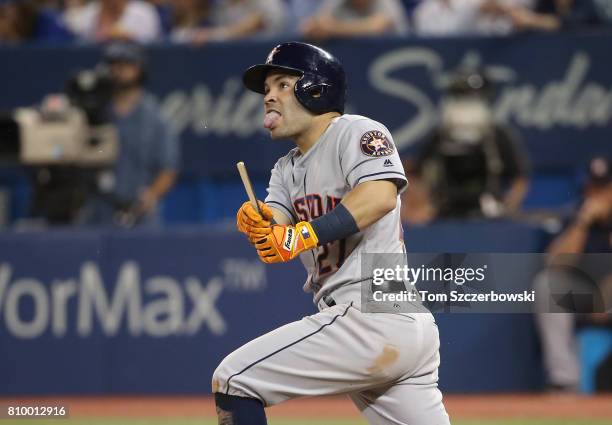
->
xmin=264 ymin=111 xmax=281 ymax=129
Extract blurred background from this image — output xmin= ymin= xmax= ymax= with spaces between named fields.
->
xmin=0 ymin=0 xmax=611 ymax=424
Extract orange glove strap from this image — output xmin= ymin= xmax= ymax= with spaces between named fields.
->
xmin=256 ymin=221 xmax=319 ymax=263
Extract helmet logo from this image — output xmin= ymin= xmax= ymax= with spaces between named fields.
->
xmin=360 ymin=130 xmax=394 ymax=157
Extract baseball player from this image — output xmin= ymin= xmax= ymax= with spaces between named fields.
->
xmin=212 ymin=42 xmax=450 ymax=425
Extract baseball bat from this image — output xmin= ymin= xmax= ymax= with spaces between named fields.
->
xmin=236 ymin=161 xmax=262 ymax=215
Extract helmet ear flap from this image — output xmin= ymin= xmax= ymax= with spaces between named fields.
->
xmin=306 ymin=83 xmax=329 ymax=99
xmin=294 ymin=70 xmax=343 ymax=114
xmin=295 ymin=79 xmax=332 ymax=114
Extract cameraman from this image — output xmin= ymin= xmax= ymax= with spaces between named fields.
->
xmin=413 ymin=69 xmax=529 ymax=219
xmin=78 ymin=41 xmax=179 ymax=227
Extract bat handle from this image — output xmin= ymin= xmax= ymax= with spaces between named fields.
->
xmin=236 ymin=161 xmax=262 ymax=216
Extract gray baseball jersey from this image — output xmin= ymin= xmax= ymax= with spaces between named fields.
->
xmin=265 ymin=114 xmax=407 ymax=302
xmin=212 ymin=114 xmax=450 ymax=425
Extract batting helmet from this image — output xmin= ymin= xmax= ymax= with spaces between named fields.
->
xmin=243 ymin=42 xmax=346 ymax=114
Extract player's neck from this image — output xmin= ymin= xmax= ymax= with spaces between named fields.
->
xmin=294 ymin=112 xmax=340 ymax=154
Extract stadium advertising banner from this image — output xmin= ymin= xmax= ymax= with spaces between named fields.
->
xmin=0 ymin=227 xmax=313 ymax=394
xmin=0 ymin=33 xmax=611 ymax=177
xmin=0 ymin=222 xmax=551 ymax=394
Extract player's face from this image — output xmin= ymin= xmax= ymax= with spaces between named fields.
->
xmin=263 ymin=72 xmax=313 ymax=140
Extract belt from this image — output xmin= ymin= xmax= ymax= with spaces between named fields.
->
xmin=317 ymin=284 xmax=361 ymax=311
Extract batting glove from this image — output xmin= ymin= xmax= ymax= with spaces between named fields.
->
xmin=255 ymin=222 xmax=319 ymax=263
xmin=236 ymin=201 xmax=273 ymax=244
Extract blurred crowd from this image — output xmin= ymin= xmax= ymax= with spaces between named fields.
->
xmin=1 ymin=0 xmax=612 ymax=45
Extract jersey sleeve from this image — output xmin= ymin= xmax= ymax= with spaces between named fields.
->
xmin=264 ymin=157 xmax=297 ymax=224
xmin=339 ymin=118 xmax=408 ymax=193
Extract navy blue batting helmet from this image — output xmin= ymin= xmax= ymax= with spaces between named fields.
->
xmin=243 ymin=42 xmax=346 ymax=114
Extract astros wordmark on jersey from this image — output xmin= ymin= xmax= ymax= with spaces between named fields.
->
xmin=266 ymin=114 xmax=408 ymax=300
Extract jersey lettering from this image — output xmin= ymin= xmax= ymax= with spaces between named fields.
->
xmin=293 ymin=195 xmax=341 ymax=221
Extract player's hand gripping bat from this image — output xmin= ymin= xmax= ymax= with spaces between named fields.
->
xmin=237 ymin=161 xmax=319 ymax=263
xmin=236 ymin=162 xmax=274 ymax=244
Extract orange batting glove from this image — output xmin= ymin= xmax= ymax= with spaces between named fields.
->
xmin=255 ymin=222 xmax=319 ymax=263
xmin=236 ymin=201 xmax=273 ymax=244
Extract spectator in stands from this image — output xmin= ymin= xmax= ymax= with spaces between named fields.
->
xmin=146 ymin=0 xmax=172 ymax=35
xmin=404 ymin=69 xmax=529 ymax=221
xmin=285 ymin=0 xmax=325 ymax=35
xmin=180 ymin=0 xmax=286 ymax=45
xmin=168 ymin=0 xmax=211 ymax=43
xmin=300 ymin=0 xmax=409 ymax=40
xmin=0 ymin=0 xmax=37 ymax=43
xmin=413 ymin=0 xmax=537 ymax=36
xmin=478 ymin=0 xmax=570 ymax=32
xmin=63 ymin=0 xmax=88 ymax=34
xmin=0 ymin=0 xmax=72 ymax=43
xmin=64 ymin=0 xmax=162 ymax=43
xmin=0 ymin=0 xmax=72 ymax=44
xmin=78 ymin=42 xmax=179 ymax=227
xmin=566 ymin=0 xmax=612 ymax=28
xmin=33 ymin=0 xmax=75 ymax=42
xmin=486 ymin=0 xmax=612 ymax=32
xmin=534 ymin=157 xmax=612 ymax=392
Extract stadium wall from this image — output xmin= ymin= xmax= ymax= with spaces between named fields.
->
xmin=1 ymin=221 xmax=548 ymax=394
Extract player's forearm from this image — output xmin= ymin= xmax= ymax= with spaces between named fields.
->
xmin=503 ymin=177 xmax=528 ymax=212
xmin=146 ymin=169 xmax=177 ymax=200
xmin=546 ymin=223 xmax=589 ymax=257
xmin=340 ymin=180 xmax=398 ymax=230
xmin=300 ymin=180 xmax=397 ymax=252
xmin=256 ymin=182 xmax=398 ymax=264
xmin=519 ymin=11 xmax=561 ymax=31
